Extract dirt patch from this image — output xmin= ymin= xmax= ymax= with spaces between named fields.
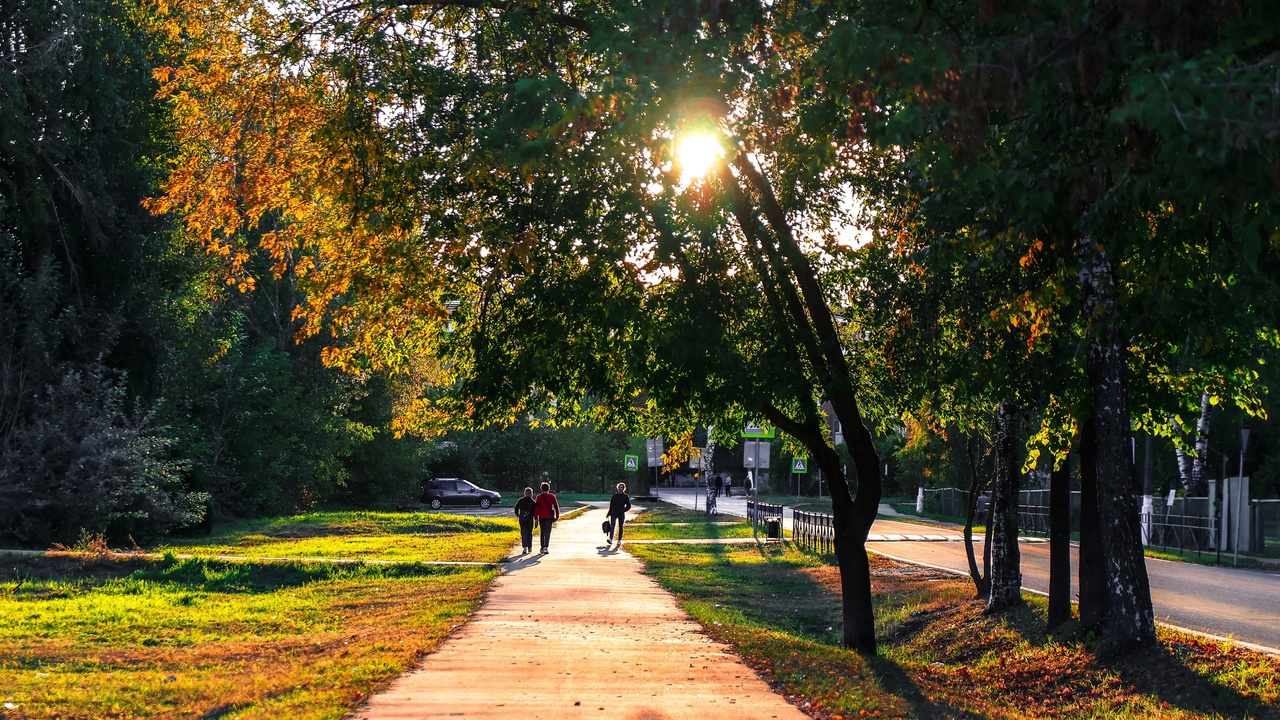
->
xmin=798 ymin=555 xmax=967 ymax=596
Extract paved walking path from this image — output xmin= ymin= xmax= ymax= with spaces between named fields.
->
xmin=352 ymin=508 xmax=809 ymax=720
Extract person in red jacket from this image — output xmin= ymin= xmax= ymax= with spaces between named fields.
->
xmin=534 ymin=482 xmax=559 ymax=554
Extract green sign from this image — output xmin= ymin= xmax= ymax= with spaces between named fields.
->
xmin=792 ymin=457 xmax=808 ymax=473
xmin=624 ymin=455 xmax=639 ymax=471
xmin=740 ymin=424 xmax=776 ymax=439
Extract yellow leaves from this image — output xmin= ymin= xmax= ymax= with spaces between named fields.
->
xmin=662 ymin=431 xmax=696 ymax=473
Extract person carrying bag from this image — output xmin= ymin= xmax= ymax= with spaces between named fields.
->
xmin=514 ymin=487 xmax=536 ymax=555
xmin=606 ymin=483 xmax=631 ymax=547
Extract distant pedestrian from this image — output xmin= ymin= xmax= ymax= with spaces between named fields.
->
xmin=607 ymin=483 xmax=631 ymax=546
xmin=514 ymin=487 xmax=536 ymax=554
xmin=534 ymin=482 xmax=560 ymax=553
xmin=976 ymin=492 xmax=991 ymax=524
xmin=723 ymin=475 xmax=732 ymax=497
xmin=714 ymin=474 xmax=724 ymax=497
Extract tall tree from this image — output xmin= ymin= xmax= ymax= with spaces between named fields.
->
xmin=153 ymin=0 xmax=1280 ymax=653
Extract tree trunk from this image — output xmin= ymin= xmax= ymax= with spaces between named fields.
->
xmin=963 ymin=436 xmax=989 ymax=598
xmin=734 ymin=161 xmax=881 ymax=653
xmin=1078 ymin=418 xmax=1107 ymax=632
xmin=1048 ymin=451 xmax=1072 ymax=628
xmin=764 ymin=403 xmax=880 ymax=654
xmin=1174 ymin=426 xmax=1192 ymax=490
xmin=1078 ymin=235 xmax=1156 ymax=652
xmin=810 ymin=434 xmax=878 ymax=654
xmin=828 ymin=422 xmax=881 ymax=653
xmin=1190 ymin=392 xmax=1211 ymax=496
xmin=986 ymin=402 xmax=1022 ymax=612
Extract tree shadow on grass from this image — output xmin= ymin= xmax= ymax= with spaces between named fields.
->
xmin=865 ymin=656 xmax=984 ymax=720
xmin=641 ymin=542 xmax=974 ymax=718
xmin=1103 ymin=642 xmax=1280 ymax=719
xmin=129 ymin=556 xmax=472 ymax=593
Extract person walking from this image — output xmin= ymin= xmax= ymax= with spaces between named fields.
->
xmin=514 ymin=487 xmax=536 ymax=554
xmin=534 ymin=482 xmax=559 ymax=553
xmin=723 ymin=475 xmax=732 ymax=498
xmin=607 ymin=483 xmax=631 ymax=546
xmin=714 ymin=474 xmax=723 ymax=498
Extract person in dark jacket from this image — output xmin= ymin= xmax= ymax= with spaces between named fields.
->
xmin=534 ymin=482 xmax=559 ymax=553
xmin=514 ymin=487 xmax=536 ymax=554
xmin=606 ymin=483 xmax=631 ymax=546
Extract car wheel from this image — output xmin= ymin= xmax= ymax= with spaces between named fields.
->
xmin=479 ymin=498 xmax=491 ymax=509
xmin=430 ymin=498 xmax=443 ymax=510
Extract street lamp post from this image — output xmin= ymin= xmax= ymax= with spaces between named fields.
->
xmin=1234 ymin=425 xmax=1251 ymax=567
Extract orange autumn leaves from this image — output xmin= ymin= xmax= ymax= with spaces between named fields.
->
xmin=147 ymin=0 xmax=458 ymax=430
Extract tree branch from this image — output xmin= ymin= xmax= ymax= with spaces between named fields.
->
xmin=286 ymin=0 xmax=588 ymax=49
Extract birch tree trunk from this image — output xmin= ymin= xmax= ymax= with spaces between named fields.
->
xmin=1189 ymin=392 xmax=1211 ymax=496
xmin=986 ymin=402 xmax=1022 ymax=612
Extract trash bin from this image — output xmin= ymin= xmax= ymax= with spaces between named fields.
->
xmin=766 ymin=518 xmax=782 ymax=540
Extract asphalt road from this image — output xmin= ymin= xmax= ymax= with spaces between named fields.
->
xmin=873 ymin=539 xmax=1280 ymax=652
xmin=658 ymin=488 xmax=1280 ymax=652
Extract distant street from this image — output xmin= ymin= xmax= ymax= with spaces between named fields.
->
xmin=658 ymin=487 xmax=1280 ymax=653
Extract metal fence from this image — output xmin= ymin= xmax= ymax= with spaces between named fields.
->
xmin=745 ymin=499 xmax=784 ymax=535
xmin=912 ymin=484 xmax=1278 ymax=557
xmin=1143 ymin=510 xmax=1216 ymax=555
xmin=793 ymin=509 xmax=835 ymax=554
xmin=922 ymin=488 xmax=969 ymax=517
xmin=1257 ymin=500 xmax=1280 ymax=558
xmin=1018 ymin=503 xmax=1050 ymax=536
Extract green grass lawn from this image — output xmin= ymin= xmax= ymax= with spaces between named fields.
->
xmin=155 ymin=510 xmax=519 ymax=563
xmin=630 ymin=543 xmax=1280 ymax=719
xmin=0 ymin=511 xmax=520 ymax=718
xmin=625 ymin=502 xmax=765 ymax=540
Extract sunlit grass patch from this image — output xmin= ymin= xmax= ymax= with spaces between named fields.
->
xmin=156 ymin=510 xmax=519 ymax=563
xmin=624 ymin=522 xmax=756 ymax=540
xmin=631 ymin=543 xmax=1280 ymax=719
xmin=0 ymin=554 xmax=498 ymax=719
xmin=627 ymin=502 xmax=770 ymax=540
xmin=632 ymin=502 xmax=732 ymax=524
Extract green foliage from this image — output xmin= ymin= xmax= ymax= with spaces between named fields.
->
xmin=0 ymin=363 xmax=208 ymax=546
xmin=0 ymin=0 xmax=446 ymax=544
xmin=428 ymin=422 xmax=633 ymax=494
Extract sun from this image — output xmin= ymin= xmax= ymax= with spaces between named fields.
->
xmin=676 ymin=133 xmax=722 ymax=183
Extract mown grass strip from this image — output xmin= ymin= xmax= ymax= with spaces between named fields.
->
xmin=155 ymin=510 xmax=519 ymax=564
xmin=0 ymin=510 xmax=521 ymax=718
xmin=627 ymin=502 xmax=781 ymax=541
xmin=630 ymin=543 xmax=1280 ymax=719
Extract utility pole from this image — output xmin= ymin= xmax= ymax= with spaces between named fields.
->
xmin=1235 ymin=426 xmax=1250 ymax=566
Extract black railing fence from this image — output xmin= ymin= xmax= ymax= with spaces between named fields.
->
xmin=793 ymin=508 xmax=835 ymax=554
xmin=745 ymin=499 xmax=784 ymax=536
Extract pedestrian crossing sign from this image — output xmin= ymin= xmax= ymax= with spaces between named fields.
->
xmin=624 ymin=455 xmax=639 ymax=471
xmin=792 ymin=458 xmax=807 ymax=473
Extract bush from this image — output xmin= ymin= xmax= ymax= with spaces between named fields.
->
xmin=0 ymin=365 xmax=209 ymax=546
